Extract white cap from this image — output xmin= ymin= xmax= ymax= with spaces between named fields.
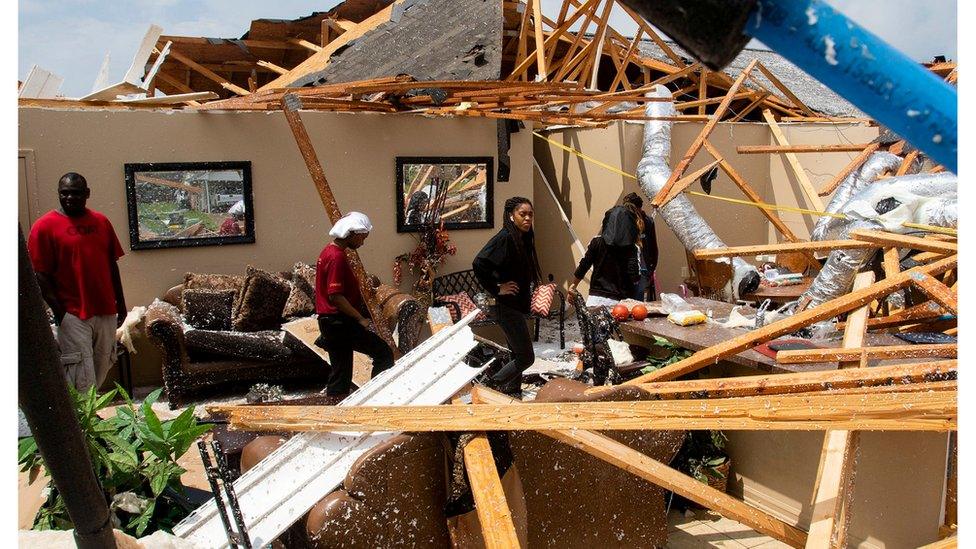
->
xmin=329 ymin=211 xmax=373 ymax=238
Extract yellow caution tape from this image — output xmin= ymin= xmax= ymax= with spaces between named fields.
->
xmin=532 ymin=131 xmax=957 ymax=237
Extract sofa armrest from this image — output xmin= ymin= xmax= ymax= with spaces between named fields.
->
xmin=145 ymin=300 xmax=190 ymax=386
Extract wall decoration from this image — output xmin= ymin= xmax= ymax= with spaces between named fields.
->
xmin=395 ymin=156 xmax=494 ymax=233
xmin=124 ymin=161 xmax=255 ymax=249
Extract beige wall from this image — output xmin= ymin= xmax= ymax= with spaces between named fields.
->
xmin=533 ymin=120 xmax=879 ymax=294
xmin=19 ymin=107 xmax=532 ymax=307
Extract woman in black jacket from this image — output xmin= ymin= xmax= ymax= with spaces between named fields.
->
xmin=472 ymin=196 xmax=541 ymax=397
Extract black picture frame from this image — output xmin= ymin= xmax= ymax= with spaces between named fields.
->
xmin=123 ymin=161 xmax=256 ymax=250
xmin=395 ymin=156 xmax=494 ymax=233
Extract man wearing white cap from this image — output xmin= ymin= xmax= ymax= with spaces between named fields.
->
xmin=314 ymin=212 xmax=393 ymax=403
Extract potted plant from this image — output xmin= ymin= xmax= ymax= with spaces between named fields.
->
xmin=675 ymin=430 xmax=731 ymax=493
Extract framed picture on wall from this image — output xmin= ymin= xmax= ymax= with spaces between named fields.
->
xmin=395 ymin=156 xmax=494 ymax=233
xmin=123 ymin=161 xmax=255 ymax=250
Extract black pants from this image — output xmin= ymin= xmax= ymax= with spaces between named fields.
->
xmin=316 ymin=314 xmax=394 ymax=396
xmin=491 ymin=302 xmax=535 ymax=392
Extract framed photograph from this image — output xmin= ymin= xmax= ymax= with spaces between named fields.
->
xmin=395 ymin=156 xmax=494 ymax=233
xmin=123 ymin=161 xmax=255 ymax=250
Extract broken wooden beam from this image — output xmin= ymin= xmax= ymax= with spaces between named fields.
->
xmin=634 ymin=360 xmax=955 ymax=399
xmin=817 ymin=143 xmax=881 ymax=196
xmin=625 ymin=255 xmax=956 ymax=383
xmin=472 ymin=386 xmax=809 ymax=549
xmin=761 ymin=110 xmax=826 ymax=212
xmin=910 ymin=272 xmax=958 ymax=315
xmin=775 ymin=344 xmax=957 ymax=364
xmin=463 ymin=433 xmax=520 ymax=549
xmin=211 ymin=390 xmax=957 ymax=433
xmin=693 ymin=239 xmax=875 ymax=260
xmin=849 ymin=229 xmax=957 ymax=255
xmin=736 ymin=143 xmax=875 ymax=154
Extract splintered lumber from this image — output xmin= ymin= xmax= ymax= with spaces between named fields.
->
xmin=805 ymin=272 xmax=874 ymax=548
xmin=281 ymin=94 xmax=399 ymax=358
xmin=463 ymin=433 xmax=520 ymax=548
xmin=701 ymin=141 xmax=819 ymax=270
xmin=858 ymin=301 xmax=947 ymax=330
xmin=212 ymin=390 xmax=957 ymax=432
xmin=762 ymin=110 xmax=826 ymax=212
xmin=736 ymin=143 xmax=874 ymax=154
xmin=472 ymin=387 xmax=808 ymax=549
xmin=818 ymin=143 xmax=881 ymax=196
xmin=849 ymin=229 xmax=958 ymax=255
xmin=633 ymin=360 xmax=955 ymax=399
xmin=776 ymin=345 xmax=957 ymax=364
xmin=693 ymin=239 xmax=874 ymax=260
xmin=910 ymin=272 xmax=958 ymax=315
xmin=166 ymin=48 xmax=250 ymax=96
xmin=650 ymin=59 xmax=758 ymax=207
xmin=626 ymin=255 xmax=956 ymax=383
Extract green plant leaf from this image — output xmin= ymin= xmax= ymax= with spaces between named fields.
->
xmin=706 ymin=456 xmax=727 ymax=466
xmin=141 ymin=400 xmax=165 ymax=439
xmin=128 ymin=499 xmax=156 ymax=537
xmin=143 ymin=388 xmax=163 ymax=409
xmin=18 ymin=437 xmax=38 ymax=465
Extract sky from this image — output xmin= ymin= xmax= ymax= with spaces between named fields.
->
xmin=18 ymin=0 xmax=958 ymax=98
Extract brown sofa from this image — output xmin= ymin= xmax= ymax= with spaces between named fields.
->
xmin=146 ymin=269 xmax=423 ymax=409
xmin=237 ymin=378 xmax=684 ymax=548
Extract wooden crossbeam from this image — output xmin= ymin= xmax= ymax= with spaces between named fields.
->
xmin=280 ymin=94 xmax=400 ymax=358
xmin=729 ymin=91 xmax=772 ymax=123
xmin=755 ymin=62 xmax=815 ymax=116
xmin=625 ymin=255 xmax=956 ymax=383
xmin=776 ymin=344 xmax=957 ymax=364
xmin=608 ymin=29 xmax=642 ymax=92
xmin=167 ymin=48 xmax=250 ymax=96
xmin=910 ymin=272 xmax=958 ymax=315
xmin=896 ymin=150 xmax=920 ymax=176
xmin=849 ymin=229 xmax=957 ymax=255
xmin=211 ymin=389 xmax=956 ymax=433
xmin=693 ymin=239 xmax=874 ymax=260
xmin=805 ymin=272 xmax=873 ymax=548
xmin=701 ymin=141 xmax=820 ymax=271
xmin=531 ymin=0 xmax=547 ymax=80
xmin=817 ymin=143 xmax=881 ymax=196
xmin=737 ymin=144 xmax=874 ymax=154
xmin=472 ymin=387 xmax=807 ymax=548
xmin=256 ymin=60 xmax=288 ymax=75
xmin=650 ymin=60 xmax=759 ymax=207
xmin=857 ymin=301 xmax=947 ymax=331
xmin=463 ymin=433 xmax=520 ymax=548
xmin=635 ymin=360 xmax=955 ymax=399
xmin=657 ymin=160 xmax=721 ymax=207
xmin=761 ymin=110 xmax=825 ymax=212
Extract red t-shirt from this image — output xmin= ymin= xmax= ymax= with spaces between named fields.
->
xmin=315 ymin=243 xmax=362 ymax=315
xmin=27 ymin=209 xmax=125 ymax=320
xmin=219 ymin=217 xmax=242 ymax=235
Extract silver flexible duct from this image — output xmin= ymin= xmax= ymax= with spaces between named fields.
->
xmin=636 ymin=85 xmax=759 ymax=299
xmin=801 ymin=172 xmax=957 ymax=307
xmin=810 ymin=152 xmax=901 ymax=241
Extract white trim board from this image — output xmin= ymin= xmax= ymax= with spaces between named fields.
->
xmin=174 ymin=311 xmax=486 ymax=547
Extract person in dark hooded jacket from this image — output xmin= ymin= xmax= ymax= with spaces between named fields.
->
xmin=567 ymin=203 xmax=640 ymax=307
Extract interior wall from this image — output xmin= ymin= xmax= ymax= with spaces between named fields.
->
xmin=533 ymin=120 xmax=879 ymax=294
xmin=18 ymin=107 xmax=532 ymax=308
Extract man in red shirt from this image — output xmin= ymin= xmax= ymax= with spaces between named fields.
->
xmin=314 ymin=212 xmax=393 ymax=403
xmin=28 ymin=173 xmax=127 ymax=392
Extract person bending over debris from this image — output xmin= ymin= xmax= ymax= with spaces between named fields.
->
xmin=314 ymin=212 xmax=394 ymax=404
xmin=472 ymin=197 xmax=542 ymax=398
xmin=569 ymin=193 xmax=658 ymax=306
xmin=27 ymin=172 xmax=127 ymax=392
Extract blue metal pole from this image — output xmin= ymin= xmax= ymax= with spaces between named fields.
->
xmin=747 ymin=0 xmax=957 ymax=173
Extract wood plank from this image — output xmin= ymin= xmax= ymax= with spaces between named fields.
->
xmin=463 ymin=433 xmax=521 ymax=549
xmin=910 ymin=272 xmax=958 ymax=315
xmin=280 ymin=94 xmax=399 ymax=358
xmin=849 ymin=229 xmax=957 ymax=255
xmin=510 ymin=0 xmax=599 ymax=82
xmin=693 ymin=240 xmax=874 ymax=260
xmin=658 ymin=160 xmax=721 ymax=207
xmin=256 ymin=60 xmax=288 ymax=75
xmin=818 ymin=143 xmax=881 ymax=196
xmin=737 ymin=144 xmax=874 ymax=154
xmin=531 ymin=0 xmax=547 ymax=80
xmin=761 ymin=110 xmax=826 ymax=212
xmin=895 ymin=150 xmax=920 ymax=176
xmin=626 ymin=256 xmax=956 ymax=383
xmin=755 ymin=62 xmax=815 ymax=116
xmin=212 ymin=389 xmax=957 ymax=433
xmin=701 ymin=141 xmax=819 ymax=270
xmin=776 ymin=344 xmax=956 ymax=364
xmin=838 ymin=271 xmax=874 ymax=368
xmin=634 ymin=360 xmax=955 ymax=398
xmin=698 ymin=67 xmax=708 ymax=116
xmin=167 ymin=48 xmax=250 ymax=96
xmin=472 ymin=387 xmax=808 ymax=549
xmin=858 ymin=301 xmax=947 ymax=330
xmin=607 ymin=29 xmax=642 ymax=93
xmin=650 ymin=60 xmax=759 ymax=207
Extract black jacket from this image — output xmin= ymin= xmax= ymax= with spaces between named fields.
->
xmin=636 ymin=210 xmax=659 ymax=273
xmin=472 ymin=226 xmax=535 ymax=313
xmin=574 ymin=236 xmax=638 ymax=300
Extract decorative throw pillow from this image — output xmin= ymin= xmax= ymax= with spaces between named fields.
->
xmin=182 ymin=272 xmax=245 ymax=312
xmin=182 ymin=289 xmax=236 ymax=331
xmin=530 ymin=283 xmax=557 ymax=317
xmin=232 ymin=266 xmax=292 ymax=332
xmin=282 ymin=262 xmax=317 ymax=319
xmin=438 ymin=292 xmax=485 ymax=323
